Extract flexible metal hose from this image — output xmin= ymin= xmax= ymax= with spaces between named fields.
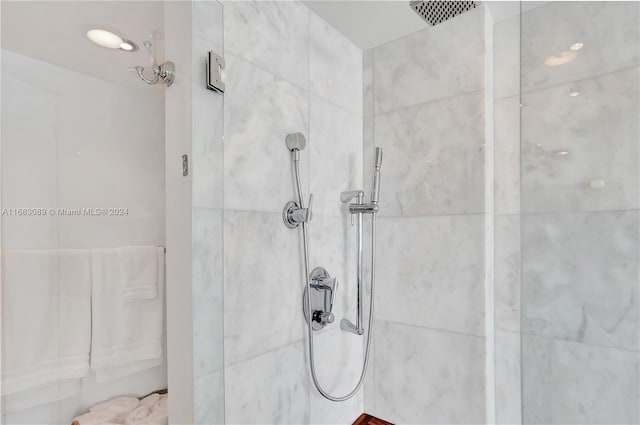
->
xmin=292 ymin=156 xmax=376 ymax=402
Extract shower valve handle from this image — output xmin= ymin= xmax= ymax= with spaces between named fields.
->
xmin=341 ymin=190 xmax=364 ymax=204
xmin=305 ymin=193 xmax=314 ymax=218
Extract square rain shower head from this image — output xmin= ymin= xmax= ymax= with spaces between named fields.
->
xmin=410 ymin=1 xmax=480 ymax=26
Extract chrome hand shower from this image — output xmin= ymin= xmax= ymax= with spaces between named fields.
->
xmin=283 ymin=133 xmax=382 ymax=402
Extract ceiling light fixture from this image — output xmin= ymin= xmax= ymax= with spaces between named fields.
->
xmin=87 ymin=29 xmax=138 ymax=52
xmin=569 ymin=88 xmax=581 ymax=97
xmin=570 ymin=42 xmax=584 ymax=51
xmin=119 ymin=40 xmax=139 ymax=52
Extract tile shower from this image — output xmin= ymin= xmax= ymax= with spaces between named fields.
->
xmin=1 ymin=1 xmax=639 ymax=425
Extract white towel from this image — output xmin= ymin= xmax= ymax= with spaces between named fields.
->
xmin=90 ymin=247 xmax=164 ymax=383
xmin=124 ymin=405 xmax=151 ymax=425
xmin=1 ymin=249 xmax=91 ymax=404
xmin=117 ymin=246 xmax=160 ymax=301
xmin=124 ymin=407 xmax=168 ymax=425
xmin=139 ymin=393 xmax=160 ymax=410
xmin=72 ymin=409 xmax=119 ymax=425
xmin=90 ymin=396 xmax=140 ymax=417
xmin=151 ymin=394 xmax=167 ymax=413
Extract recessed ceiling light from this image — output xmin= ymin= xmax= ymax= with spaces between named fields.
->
xmin=87 ymin=29 xmax=137 ymax=52
xmin=570 ymin=42 xmax=584 ymax=51
xmin=119 ymin=40 xmax=139 ymax=52
xmin=569 ymin=88 xmax=581 ymax=97
xmin=554 ymin=150 xmax=570 ymax=156
xmin=544 ymin=51 xmax=577 ymax=66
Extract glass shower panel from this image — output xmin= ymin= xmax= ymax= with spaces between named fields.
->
xmin=520 ymin=2 xmax=640 ymax=424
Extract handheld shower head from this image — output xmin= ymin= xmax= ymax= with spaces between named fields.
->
xmin=286 ymin=133 xmax=307 ymax=152
xmin=286 ymin=133 xmax=306 ymax=161
xmin=372 ymin=147 xmax=383 ymax=204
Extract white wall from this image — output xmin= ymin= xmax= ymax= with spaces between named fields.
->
xmin=1 ymin=50 xmax=166 ymax=424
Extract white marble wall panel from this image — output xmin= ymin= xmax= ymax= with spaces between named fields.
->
xmin=194 ymin=370 xmax=225 ymax=425
xmin=522 ymin=210 xmax=639 ymax=351
xmin=521 ymin=68 xmax=639 ymax=214
xmin=223 ymin=210 xmax=305 ymax=365
xmin=376 ymin=215 xmax=485 ymax=336
xmin=193 ymin=208 xmax=224 ymax=377
xmin=372 ymin=6 xmax=485 ymax=114
xmin=309 ymin=95 xmax=363 ymax=217
xmin=191 ymin=2 xmax=225 ymax=422
xmin=494 ymin=15 xmax=520 ymax=100
xmin=494 ymin=96 xmax=520 ymax=215
xmin=193 ymin=0 xmax=224 ymax=52
xmin=223 ymin=0 xmax=309 ymax=89
xmin=521 ymin=2 xmax=640 ymax=94
xmin=372 ymin=321 xmax=486 ymax=424
xmin=222 ymin=2 xmax=364 ymax=423
xmin=495 ymin=331 xmax=521 ymax=425
xmin=363 ymin=50 xmax=374 ymax=118
xmin=373 ymin=91 xmax=486 ymax=217
xmin=522 ymin=335 xmax=640 ymax=425
xmin=309 ymin=12 xmax=362 ymax=115
xmin=224 ymin=342 xmax=310 ymax=424
xmin=223 ymin=54 xmax=309 ymax=213
xmin=495 ymin=214 xmax=520 ymax=333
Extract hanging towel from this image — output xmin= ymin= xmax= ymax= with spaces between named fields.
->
xmin=117 ymin=246 xmax=159 ymax=301
xmin=1 ymin=249 xmax=91 ymax=404
xmin=90 ymin=247 xmax=164 ymax=383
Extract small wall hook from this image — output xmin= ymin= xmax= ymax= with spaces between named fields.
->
xmin=130 ymin=40 xmax=175 ymax=87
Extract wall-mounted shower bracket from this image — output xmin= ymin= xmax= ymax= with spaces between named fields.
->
xmin=303 ymin=267 xmax=338 ymax=331
xmin=283 ymin=194 xmax=313 ymax=229
xmin=206 ymin=50 xmax=225 ymax=94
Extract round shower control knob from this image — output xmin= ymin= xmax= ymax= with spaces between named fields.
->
xmin=325 ymin=313 xmax=335 ymax=324
xmin=312 ymin=310 xmax=334 ymax=325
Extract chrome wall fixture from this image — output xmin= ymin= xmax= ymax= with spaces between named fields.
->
xmin=130 ymin=40 xmax=175 ymax=86
xmin=206 ymin=50 xmax=225 ymax=94
xmin=283 ymin=132 xmax=383 ymax=402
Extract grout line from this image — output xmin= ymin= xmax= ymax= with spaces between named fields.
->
xmin=224 ymin=51 xmax=363 ymax=118
xmin=373 ymin=88 xmax=486 ymax=117
xmin=519 ymin=64 xmax=640 ymax=98
xmin=379 ymin=319 xmax=487 ymax=340
xmin=518 ymin=330 xmax=640 ymax=354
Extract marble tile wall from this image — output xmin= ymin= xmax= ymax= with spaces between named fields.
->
xmin=221 ymin=1 xmax=364 ymax=423
xmin=363 ymin=5 xmax=488 ymax=424
xmin=191 ymin=1 xmax=225 ymax=423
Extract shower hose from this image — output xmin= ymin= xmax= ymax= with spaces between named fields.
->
xmin=292 ymin=156 xmax=376 ymax=402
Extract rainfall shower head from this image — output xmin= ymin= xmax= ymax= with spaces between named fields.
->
xmin=410 ymin=1 xmax=480 ymax=26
